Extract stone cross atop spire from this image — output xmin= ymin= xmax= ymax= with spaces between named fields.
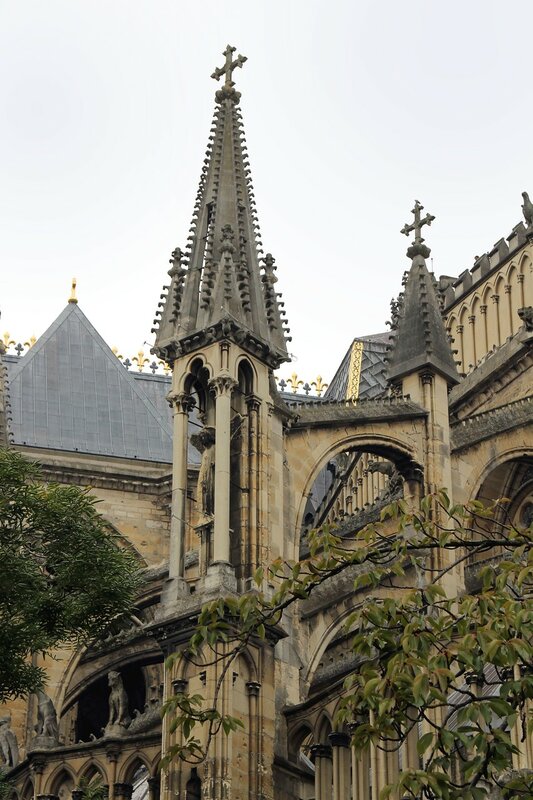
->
xmin=152 ymin=47 xmax=290 ymax=369
xmin=211 ymin=45 xmax=248 ymax=104
xmin=211 ymin=45 xmax=247 ymax=88
xmin=401 ymin=200 xmax=435 ymax=261
xmin=387 ymin=201 xmax=458 ymax=386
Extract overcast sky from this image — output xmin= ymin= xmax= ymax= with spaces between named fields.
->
xmin=1 ymin=0 xmax=532 ymax=383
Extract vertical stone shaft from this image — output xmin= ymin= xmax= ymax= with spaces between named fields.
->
xmin=311 ymin=745 xmax=332 ymax=800
xmin=246 ymin=681 xmax=261 ymax=799
xmin=247 ymin=395 xmax=260 ymax=577
xmin=329 ymin=732 xmax=351 ymax=800
xmin=210 ymin=376 xmax=237 ymax=564
xmin=168 ymin=391 xmax=193 ymax=579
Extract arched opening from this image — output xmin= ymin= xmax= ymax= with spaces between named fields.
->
xmin=50 ymin=769 xmax=75 ymax=800
xmin=468 ymin=455 xmax=533 ymax=577
xmin=130 ymin=763 xmax=149 ymax=800
xmin=300 ymin=445 xmax=405 ymax=555
xmin=75 ymin=663 xmax=146 ymax=742
xmin=185 ymin=769 xmax=201 ymax=800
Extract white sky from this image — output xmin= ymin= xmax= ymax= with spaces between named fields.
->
xmin=1 ymin=0 xmax=532 ymax=383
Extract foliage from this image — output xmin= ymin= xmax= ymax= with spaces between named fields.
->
xmin=0 ymin=774 xmax=11 ymax=800
xmin=164 ymin=491 xmax=533 ymax=799
xmin=77 ymin=777 xmax=108 ymax=800
xmin=0 ymin=449 xmax=141 ymax=702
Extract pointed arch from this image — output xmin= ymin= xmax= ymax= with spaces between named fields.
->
xmin=119 ymin=753 xmax=152 ymax=783
xmin=519 ymin=252 xmax=533 ymax=306
xmin=46 ymin=766 xmax=76 ymax=796
xmin=79 ymin=760 xmax=107 ymax=785
xmin=315 ymin=712 xmax=333 ymax=744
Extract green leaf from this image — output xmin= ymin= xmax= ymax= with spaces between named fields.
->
xmin=417 ymin=732 xmax=434 ymax=757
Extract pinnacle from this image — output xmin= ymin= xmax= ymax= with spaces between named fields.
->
xmin=387 ymin=204 xmax=458 ymax=387
xmin=152 ymin=53 xmax=290 ymax=368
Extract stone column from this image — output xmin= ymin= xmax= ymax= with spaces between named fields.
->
xmin=147 ymin=777 xmax=160 ymax=800
xmin=246 ymin=681 xmax=261 ymax=799
xmin=468 ymin=314 xmax=477 ymax=367
xmin=456 ymin=323 xmax=464 ymax=373
xmin=106 ymin=745 xmax=119 ymax=800
xmin=505 ymin=284 xmax=513 ymax=337
xmin=491 ymin=293 xmax=501 ymax=347
xmin=209 ymin=376 xmax=237 ymax=566
xmin=310 ymin=744 xmax=333 ymax=800
xmin=30 ymin=757 xmax=45 ymax=798
xmin=113 ymin=784 xmax=133 ymax=800
xmin=329 ymin=732 xmax=351 ymax=800
xmin=167 ymin=391 xmax=195 ymax=583
xmin=479 ymin=304 xmax=488 ymax=353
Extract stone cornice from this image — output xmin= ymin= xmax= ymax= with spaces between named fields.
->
xmin=154 ymin=317 xmax=289 ymax=370
xmin=288 ymin=397 xmax=427 ymax=430
xmin=451 ymin=395 xmax=533 ymax=452
xmin=35 ymin=463 xmax=173 ymax=496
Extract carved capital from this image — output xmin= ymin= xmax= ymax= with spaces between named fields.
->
xmin=310 ymin=743 xmax=332 ymax=762
xmin=420 ymin=371 xmax=434 ymax=385
xmin=113 ymin=784 xmax=133 ymax=800
xmin=479 ymin=304 xmax=487 ymax=315
xmin=209 ymin=375 xmax=238 ymax=397
xmin=30 ymin=756 xmax=46 ymax=775
xmin=172 ymin=678 xmax=188 ymax=694
xmin=491 ymin=293 xmax=500 ymax=304
xmin=468 ymin=314 xmax=476 ymax=324
xmin=505 ymin=283 xmax=512 ymax=294
xmin=105 ymin=744 xmax=120 ymax=762
xmin=246 ymin=394 xmax=261 ymax=413
xmin=517 ymin=273 xmax=525 ymax=283
xmin=328 ymin=731 xmax=351 ymax=748
xmin=166 ymin=391 xmax=195 ymax=414
xmin=456 ymin=324 xmax=464 ymax=333
xmin=246 ymin=680 xmax=261 ymax=697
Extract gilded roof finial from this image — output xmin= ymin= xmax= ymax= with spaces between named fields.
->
xmin=68 ymin=277 xmax=78 ymax=305
xmin=400 ymin=200 xmax=435 ymax=260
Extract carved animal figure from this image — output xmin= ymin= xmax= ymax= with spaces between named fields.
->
xmin=0 ymin=716 xmax=19 ymax=769
xmin=35 ymin=690 xmax=59 ymax=740
xmin=522 ymin=191 xmax=533 ymax=227
xmin=107 ymin=671 xmax=131 ymax=728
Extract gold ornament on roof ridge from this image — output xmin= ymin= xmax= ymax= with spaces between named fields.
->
xmin=68 ymin=277 xmax=78 ymax=304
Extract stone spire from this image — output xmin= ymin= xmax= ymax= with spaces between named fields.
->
xmin=387 ymin=201 xmax=459 ymax=386
xmin=152 ymin=46 xmax=291 ymax=368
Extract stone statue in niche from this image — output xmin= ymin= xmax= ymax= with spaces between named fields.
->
xmin=104 ymin=670 xmax=131 ymax=736
xmin=191 ymin=426 xmax=216 ymax=522
xmin=29 ymin=690 xmax=59 ymax=749
xmin=0 ymin=716 xmax=19 ymax=769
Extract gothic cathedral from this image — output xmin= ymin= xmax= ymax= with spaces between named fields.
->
xmin=1 ymin=46 xmax=533 ymax=800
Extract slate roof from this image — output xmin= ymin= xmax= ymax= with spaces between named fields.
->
xmin=5 ymin=303 xmax=177 ymax=463
xmin=325 ymin=333 xmax=390 ymax=402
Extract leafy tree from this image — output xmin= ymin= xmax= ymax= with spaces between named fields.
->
xmin=0 ymin=448 xmax=140 ymax=702
xmin=163 ymin=491 xmax=533 ymax=800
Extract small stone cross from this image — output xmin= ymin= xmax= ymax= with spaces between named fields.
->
xmin=400 ymin=200 xmax=435 ymax=244
xmin=211 ymin=45 xmax=247 ymax=88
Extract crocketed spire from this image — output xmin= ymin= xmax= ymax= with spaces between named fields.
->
xmin=152 ymin=46 xmax=290 ymax=368
xmin=387 ymin=201 xmax=459 ymax=386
